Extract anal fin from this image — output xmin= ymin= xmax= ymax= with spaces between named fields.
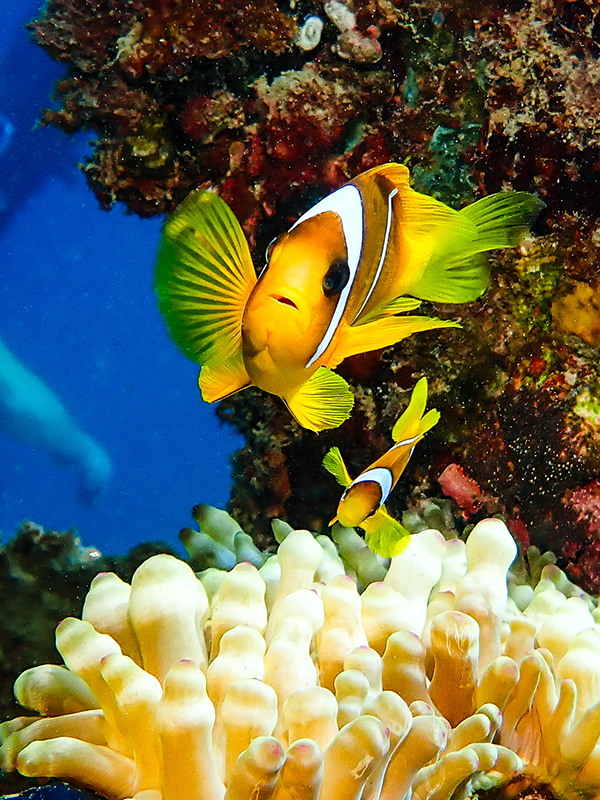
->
xmin=330 ymin=315 xmax=460 ymax=365
xmin=285 ymin=366 xmax=354 ymax=432
xmin=199 ymin=351 xmax=251 ymax=402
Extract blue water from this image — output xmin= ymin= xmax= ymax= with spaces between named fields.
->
xmin=0 ymin=4 xmax=243 ymax=554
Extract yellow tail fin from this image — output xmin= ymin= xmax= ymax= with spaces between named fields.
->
xmin=399 ymin=190 xmax=544 ymax=304
xmin=391 ymin=377 xmax=440 ymax=441
xmin=323 ymin=446 xmax=353 ymax=488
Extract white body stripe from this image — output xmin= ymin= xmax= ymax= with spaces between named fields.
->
xmin=389 ymin=432 xmax=420 ymax=451
xmin=354 ymin=188 xmax=398 ymax=322
xmin=346 ymin=466 xmax=394 ymax=507
xmin=289 ymin=185 xmax=364 ymax=368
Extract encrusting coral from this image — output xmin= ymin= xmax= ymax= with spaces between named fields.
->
xmin=3 ymin=517 xmax=600 ymax=800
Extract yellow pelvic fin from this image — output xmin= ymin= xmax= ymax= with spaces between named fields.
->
xmin=329 ymin=314 xmax=460 ymax=366
xmin=285 ymin=367 xmax=354 ymax=432
xmin=323 ymin=446 xmax=353 ymax=488
xmin=361 ymin=506 xmax=411 ymax=558
xmin=398 ymin=189 xmax=544 ymax=304
xmin=154 ymin=189 xmax=257 ymax=368
xmin=391 ymin=376 xmax=440 ymax=441
xmin=198 ymin=351 xmax=251 ymax=403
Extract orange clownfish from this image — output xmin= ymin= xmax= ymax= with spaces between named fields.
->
xmin=155 ymin=163 xmax=543 ymax=431
xmin=323 ymin=376 xmax=439 ymax=557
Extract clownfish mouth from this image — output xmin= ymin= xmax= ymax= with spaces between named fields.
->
xmin=272 ymin=294 xmax=298 ymax=310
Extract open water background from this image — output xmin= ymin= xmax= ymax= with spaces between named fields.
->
xmin=0 ymin=2 xmax=242 ymax=554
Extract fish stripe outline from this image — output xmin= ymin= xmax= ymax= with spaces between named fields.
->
xmin=289 ymin=185 xmax=365 ymax=368
xmin=389 ymin=432 xmax=421 ymax=451
xmin=344 ymin=466 xmax=394 ymax=507
xmin=353 ymin=188 xmax=399 ymax=322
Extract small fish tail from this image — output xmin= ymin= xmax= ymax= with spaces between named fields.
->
xmin=391 ymin=376 xmax=440 ymax=441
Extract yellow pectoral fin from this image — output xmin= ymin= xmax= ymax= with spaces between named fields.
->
xmin=155 ymin=189 xmax=257 ymax=369
xmin=285 ymin=367 xmax=354 ymax=432
xmin=361 ymin=506 xmax=411 ymax=558
xmin=198 ymin=352 xmax=251 ymax=403
xmin=323 ymin=446 xmax=352 ymax=488
xmin=330 ymin=315 xmax=460 ymax=365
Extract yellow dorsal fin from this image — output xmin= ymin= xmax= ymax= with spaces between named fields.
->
xmin=361 ymin=506 xmax=411 ymax=558
xmin=323 ymin=446 xmax=353 ymax=488
xmin=198 ymin=351 xmax=251 ymax=403
xmin=285 ymin=367 xmax=354 ymax=432
xmin=155 ymin=189 xmax=257 ymax=368
xmin=328 ymin=314 xmax=460 ymax=368
xmin=359 ymin=162 xmax=412 ymax=188
xmin=391 ymin=377 xmax=441 ymax=441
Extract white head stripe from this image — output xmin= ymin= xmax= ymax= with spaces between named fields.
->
xmin=347 ymin=467 xmax=394 ymax=507
xmin=289 ymin=185 xmax=364 ymax=368
xmin=354 ymin=188 xmax=398 ymax=322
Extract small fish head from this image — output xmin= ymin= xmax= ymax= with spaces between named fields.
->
xmin=241 ymin=212 xmax=350 ymax=386
xmin=337 ymin=480 xmax=382 ymax=528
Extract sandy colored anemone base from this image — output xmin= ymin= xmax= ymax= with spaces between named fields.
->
xmin=2 ymin=518 xmax=600 ymax=800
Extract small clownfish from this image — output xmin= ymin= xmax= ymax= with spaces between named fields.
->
xmin=155 ymin=163 xmax=543 ymax=432
xmin=323 ymin=376 xmax=439 ymax=557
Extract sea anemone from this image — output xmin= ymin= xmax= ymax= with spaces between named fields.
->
xmin=2 ymin=517 xmax=600 ymax=800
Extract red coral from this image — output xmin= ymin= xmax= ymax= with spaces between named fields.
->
xmin=566 ymin=480 xmax=600 ymax=537
xmin=438 ymin=463 xmax=485 ymax=515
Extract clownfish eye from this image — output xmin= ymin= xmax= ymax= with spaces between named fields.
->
xmin=322 ymin=259 xmax=350 ymax=298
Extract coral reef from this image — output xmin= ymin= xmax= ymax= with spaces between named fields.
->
xmin=29 ymin=0 xmax=600 ymax=585
xmin=30 ymin=1 xmax=600 ymax=230
xmin=4 ymin=518 xmax=600 ymax=800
